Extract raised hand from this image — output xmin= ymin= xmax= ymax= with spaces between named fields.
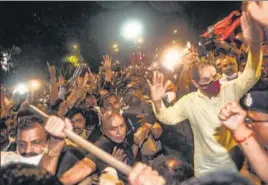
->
xmin=218 ymin=102 xmax=247 ymax=132
xmin=241 ymin=11 xmax=263 ymax=47
xmin=58 ymin=75 xmax=65 ymax=86
xmin=75 ymin=72 xmax=89 ymax=99
xmin=102 ymin=55 xmax=112 ymax=70
xmin=45 ymin=116 xmax=73 ymax=138
xmin=183 ymin=52 xmax=199 ymax=66
xmin=247 ymin=1 xmax=268 ymax=27
xmin=147 ymin=71 xmax=169 ymax=102
xmin=134 ymin=126 xmax=150 ymax=147
xmin=48 ymin=65 xmax=56 ymax=77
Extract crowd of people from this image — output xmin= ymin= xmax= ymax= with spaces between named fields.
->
xmin=1 ymin=1 xmax=268 ymax=185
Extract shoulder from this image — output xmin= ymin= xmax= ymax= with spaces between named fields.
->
xmin=179 ymin=92 xmax=197 ymax=102
xmin=95 ymin=136 xmax=115 ymax=151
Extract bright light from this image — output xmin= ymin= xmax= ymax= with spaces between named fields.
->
xmin=14 ymin=83 xmax=28 ymax=95
xmin=30 ymin=80 xmax=41 ymax=91
xmin=114 ymin=48 xmax=119 ymax=52
xmin=122 ymin=20 xmax=142 ymax=41
xmin=73 ymin=45 xmax=78 ymax=49
xmin=113 ymin=44 xmax=118 ymax=49
xmin=172 ymin=40 xmax=176 ymax=44
xmin=173 ymin=30 xmax=177 ymax=34
xmin=137 ymin=37 xmax=143 ymax=44
xmin=162 ymin=48 xmax=183 ymax=71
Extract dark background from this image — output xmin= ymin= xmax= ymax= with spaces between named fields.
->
xmin=0 ymin=1 xmax=241 ymax=85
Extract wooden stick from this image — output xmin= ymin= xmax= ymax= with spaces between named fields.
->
xmin=27 ymin=105 xmax=132 ymax=175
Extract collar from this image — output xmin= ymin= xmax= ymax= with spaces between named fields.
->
xmin=196 ymin=89 xmax=220 ymax=100
xmin=197 ymin=89 xmax=206 ymax=98
xmin=2 ymin=142 xmax=11 ymax=151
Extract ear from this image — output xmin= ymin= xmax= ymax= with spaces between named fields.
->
xmin=191 ymin=79 xmax=199 ymax=89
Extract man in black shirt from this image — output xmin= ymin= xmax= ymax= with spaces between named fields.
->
xmin=42 ymin=110 xmax=143 ymax=185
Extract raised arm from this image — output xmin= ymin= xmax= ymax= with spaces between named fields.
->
xmin=48 ymin=65 xmax=59 ymax=105
xmin=147 ymin=71 xmax=188 ymax=125
xmin=176 ymin=53 xmax=199 ymax=98
xmin=219 ymin=102 xmax=268 ymax=183
xmin=230 ymin=12 xmax=263 ymax=99
xmin=57 ymin=73 xmax=88 ymax=117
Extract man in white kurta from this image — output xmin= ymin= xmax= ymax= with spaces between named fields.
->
xmin=150 ymin=14 xmax=263 ymax=176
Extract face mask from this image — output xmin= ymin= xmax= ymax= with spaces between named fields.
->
xmin=201 ymin=80 xmax=221 ymax=95
xmin=19 ymin=153 xmax=44 ymax=166
xmin=164 ymin=92 xmax=176 ymax=103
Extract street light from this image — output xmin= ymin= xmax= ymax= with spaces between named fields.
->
xmin=113 ymin=44 xmax=118 ymax=49
xmin=162 ymin=47 xmax=183 ymax=71
xmin=122 ymin=20 xmax=143 ymax=41
xmin=30 ymin=80 xmax=41 ymax=91
xmin=137 ymin=37 xmax=143 ymax=44
xmin=73 ymin=45 xmax=78 ymax=49
xmin=13 ymin=83 xmax=28 ymax=95
xmin=173 ymin=29 xmax=178 ymax=34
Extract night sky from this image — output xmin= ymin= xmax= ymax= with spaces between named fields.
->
xmin=0 ymin=1 xmax=242 ymax=83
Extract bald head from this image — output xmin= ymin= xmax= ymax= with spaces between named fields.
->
xmin=101 ymin=110 xmax=126 ymax=143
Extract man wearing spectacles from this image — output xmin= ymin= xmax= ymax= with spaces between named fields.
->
xmin=148 ymin=12 xmax=263 ymax=176
xmin=219 ymin=90 xmax=268 ymax=183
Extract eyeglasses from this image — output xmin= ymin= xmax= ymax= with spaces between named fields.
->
xmin=245 ymin=115 xmax=268 ymax=124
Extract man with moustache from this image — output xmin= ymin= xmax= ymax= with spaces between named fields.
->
xmin=1 ymin=115 xmax=47 ymax=166
xmin=147 ymin=12 xmax=263 ymax=176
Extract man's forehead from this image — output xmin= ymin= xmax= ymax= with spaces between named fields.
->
xmin=18 ymin=125 xmax=46 ymax=141
xmin=103 ymin=114 xmax=124 ymax=127
xmin=199 ymin=65 xmax=216 ymax=78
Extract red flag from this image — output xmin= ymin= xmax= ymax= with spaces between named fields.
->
xmin=200 ymin=10 xmax=241 ymax=41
